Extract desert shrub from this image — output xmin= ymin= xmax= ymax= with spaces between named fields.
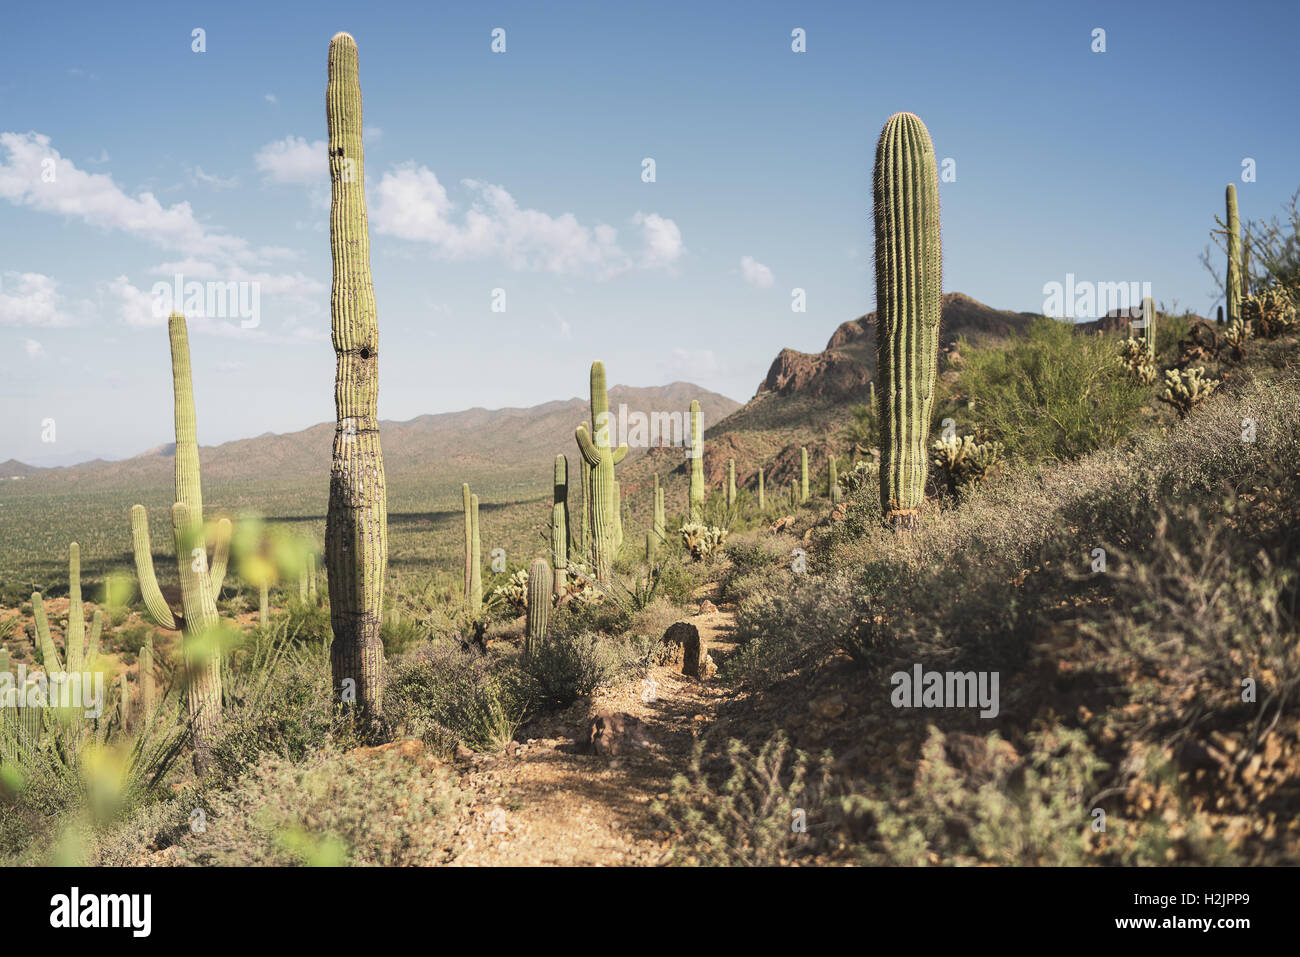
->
xmin=114 ymin=623 xmax=152 ymax=656
xmin=953 ymin=317 xmax=1148 ymax=463
xmin=385 ymin=641 xmax=521 ymax=754
xmin=207 ymin=637 xmax=338 ymax=785
xmin=650 ymin=557 xmax=703 ymax=608
xmin=511 ymin=631 xmax=646 ymax=711
xmin=654 ymin=733 xmax=828 ymax=866
xmin=161 ymin=745 xmax=468 ymax=866
xmin=272 ymin=599 xmax=331 ymax=645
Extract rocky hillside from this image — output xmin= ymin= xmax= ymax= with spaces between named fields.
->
xmin=618 ymin=293 xmax=1040 ymax=506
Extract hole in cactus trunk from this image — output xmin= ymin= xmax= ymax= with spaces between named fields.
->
xmin=359 ymin=347 xmax=371 ymax=360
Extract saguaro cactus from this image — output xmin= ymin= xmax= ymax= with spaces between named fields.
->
xmin=1142 ymin=296 xmax=1157 ymax=360
xmin=800 ymin=447 xmax=809 ymax=503
xmin=129 ymin=313 xmax=231 ymax=765
xmin=652 ymin=473 xmax=666 ymax=545
xmin=463 ymin=489 xmax=482 ymax=614
xmin=552 ymin=455 xmax=569 ymax=598
xmin=689 ymin=400 xmax=704 ymax=523
xmin=118 ymin=673 xmax=130 ymax=731
xmin=575 ymin=360 xmax=628 ymax=583
xmin=727 ymin=460 xmax=736 ymax=508
xmin=873 ymin=112 xmax=943 ymax=535
xmin=758 ymin=468 xmax=765 ymax=510
xmin=325 ymin=32 xmax=388 ymax=726
xmin=1226 ymin=184 xmax=1242 ymax=326
xmin=526 ymin=559 xmax=552 ymax=657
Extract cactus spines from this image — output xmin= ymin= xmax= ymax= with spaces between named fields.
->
xmin=140 ymin=635 xmax=156 ymax=722
xmin=829 ymin=455 xmax=840 ymax=505
xmin=525 ymin=559 xmax=552 ymax=657
xmin=800 ymin=447 xmax=809 ymax=503
xmin=688 ymin=399 xmax=704 ymax=523
xmin=552 ymin=455 xmax=569 ymax=597
xmin=758 ymin=468 xmax=765 ymax=510
xmin=575 ymin=361 xmax=628 ymax=583
xmin=873 ymin=112 xmax=943 ymax=535
xmin=325 ymin=32 xmax=388 ymax=726
xmin=1226 ymin=184 xmax=1242 ymax=325
xmin=726 ymin=459 xmax=736 ymax=508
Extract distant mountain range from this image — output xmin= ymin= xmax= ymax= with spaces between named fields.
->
xmin=4 ymin=293 xmax=1125 ymax=510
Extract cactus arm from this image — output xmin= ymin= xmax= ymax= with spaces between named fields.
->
xmin=208 ymin=516 xmax=232 ymax=599
xmin=688 ymin=399 xmax=705 ymax=523
xmin=575 ymin=424 xmax=601 ymax=467
xmin=612 ymin=444 xmax=628 ymax=465
xmin=130 ymin=505 xmax=177 ymax=630
xmin=31 ymin=592 xmax=61 ymax=672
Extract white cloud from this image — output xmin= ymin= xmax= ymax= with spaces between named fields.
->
xmin=373 ymin=163 xmax=683 ymax=277
xmin=634 ymin=212 xmax=684 ymax=268
xmin=264 ymin=93 xmax=278 ymax=104
xmin=740 ymin=255 xmax=774 ymax=288
xmin=24 ymin=338 xmax=44 ymax=358
xmin=0 ymin=272 xmax=88 ymax=327
xmin=670 ymin=347 xmax=719 ymax=378
xmin=363 ymin=127 xmax=382 ymax=143
xmin=254 ymin=135 xmax=326 ymax=184
xmin=190 ymin=165 xmax=239 ymax=190
xmin=0 ymin=132 xmax=256 ymax=266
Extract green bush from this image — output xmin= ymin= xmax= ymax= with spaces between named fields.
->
xmin=385 ymin=641 xmax=521 ymax=754
xmin=948 ymin=317 xmax=1148 ymax=463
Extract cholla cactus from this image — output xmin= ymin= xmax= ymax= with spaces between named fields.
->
xmin=838 ymin=457 xmax=879 ymax=497
xmin=931 ymin=433 xmax=1005 ymax=495
xmin=1117 ymin=336 xmax=1157 ymax=384
xmin=680 ymin=523 xmax=728 ymax=561
xmin=1242 ymin=285 xmax=1298 ymax=339
xmin=1158 ymin=367 xmax=1219 ymax=418
xmin=490 ymin=568 xmax=531 ymax=614
xmin=1222 ymin=318 xmax=1251 ymax=362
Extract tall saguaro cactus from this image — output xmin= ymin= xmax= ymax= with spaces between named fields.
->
xmin=325 ymin=32 xmax=388 ymax=726
xmin=574 ymin=361 xmax=628 ymax=583
xmin=873 ymin=112 xmax=943 ymax=535
xmin=800 ymin=447 xmax=809 ymax=503
xmin=129 ymin=313 xmax=231 ymax=766
xmin=652 ymin=473 xmax=666 ymax=545
xmin=463 ymin=486 xmax=482 ymax=613
xmin=727 ymin=460 xmax=736 ymax=508
xmin=1142 ymin=296 xmax=1157 ymax=360
xmin=688 ymin=400 xmax=704 ymax=523
xmin=758 ymin=468 xmax=765 ymax=510
xmin=526 ymin=559 xmax=552 ymax=657
xmin=1226 ymin=183 xmax=1242 ymax=326
xmin=552 ymin=455 xmax=569 ymax=598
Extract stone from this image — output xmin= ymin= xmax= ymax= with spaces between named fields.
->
xmin=585 ymin=710 xmax=651 ymax=757
xmin=663 ymin=621 xmax=706 ymax=677
xmin=698 ymin=600 xmax=717 ymax=615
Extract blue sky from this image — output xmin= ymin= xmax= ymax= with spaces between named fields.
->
xmin=1 ymin=0 xmax=1297 ymax=465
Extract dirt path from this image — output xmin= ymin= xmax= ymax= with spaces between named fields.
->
xmin=448 ymin=596 xmax=738 ymax=866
